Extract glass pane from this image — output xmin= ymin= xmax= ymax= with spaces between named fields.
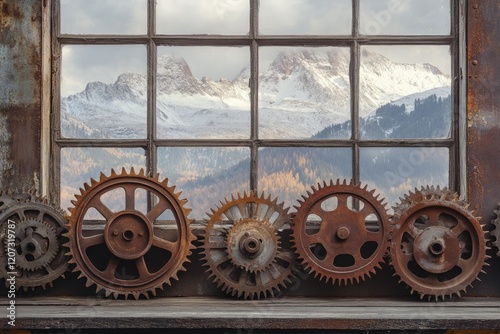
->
xmin=61 ymin=45 xmax=147 ymax=139
xmin=360 ymin=147 xmax=449 ymax=208
xmin=259 ymin=0 xmax=352 ymax=35
xmin=359 ymin=45 xmax=451 ymax=139
xmin=157 ymin=147 xmax=250 ymax=219
xmin=259 ymin=47 xmax=351 ymax=139
xmin=156 ymin=46 xmax=250 ymax=139
xmin=258 ymin=147 xmax=352 ymax=210
xmin=60 ymin=148 xmax=146 ymax=212
xmin=360 ymin=0 xmax=450 ymax=35
xmin=61 ymin=0 xmax=147 ymax=35
xmin=156 ymin=0 xmax=249 ymax=35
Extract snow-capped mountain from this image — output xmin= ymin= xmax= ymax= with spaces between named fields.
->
xmin=61 ymin=49 xmax=450 ymax=140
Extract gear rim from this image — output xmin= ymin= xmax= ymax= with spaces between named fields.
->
xmin=291 ymin=179 xmax=390 ymax=285
xmin=65 ymin=168 xmax=195 ymax=299
xmin=202 ymin=191 xmax=296 ymax=299
xmin=390 ymin=186 xmax=488 ymax=301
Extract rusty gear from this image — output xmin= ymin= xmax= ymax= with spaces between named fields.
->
xmin=490 ymin=203 xmax=500 ymax=257
xmin=5 ymin=218 xmax=59 ymax=272
xmin=65 ymin=168 xmax=195 ymax=299
xmin=0 ymin=191 xmax=69 ymax=290
xmin=391 ymin=186 xmax=489 ymax=301
xmin=292 ymin=179 xmax=390 ymax=285
xmin=202 ymin=192 xmax=296 ymax=299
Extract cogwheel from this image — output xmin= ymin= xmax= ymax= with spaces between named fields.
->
xmin=291 ymin=179 xmax=390 ymax=285
xmin=201 ymin=191 xmax=296 ymax=299
xmin=490 ymin=203 xmax=500 ymax=257
xmin=0 ymin=191 xmax=69 ymax=290
xmin=391 ymin=186 xmax=489 ymax=301
xmin=4 ymin=218 xmax=59 ymax=271
xmin=65 ymin=168 xmax=196 ymax=299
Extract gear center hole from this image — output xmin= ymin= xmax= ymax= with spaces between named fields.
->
xmin=123 ymin=230 xmax=134 ymax=241
xmin=430 ymin=241 xmax=444 ymax=255
xmin=26 ymin=242 xmax=37 ymax=252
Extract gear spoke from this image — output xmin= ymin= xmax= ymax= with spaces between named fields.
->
xmin=152 ymin=236 xmax=177 ymax=254
xmin=136 ymin=257 xmax=151 ymax=279
xmin=146 ymin=196 xmax=174 ymax=222
xmin=102 ymin=256 xmax=120 ymax=280
xmin=92 ymin=200 xmax=114 ymax=220
xmin=124 ymin=186 xmax=136 ymax=210
xmin=451 ymin=222 xmax=466 ymax=236
xmin=80 ymin=233 xmax=105 ymax=250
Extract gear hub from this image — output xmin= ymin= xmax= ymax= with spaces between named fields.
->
xmin=202 ymin=192 xmax=296 ymax=299
xmin=391 ymin=186 xmax=489 ymax=301
xmin=292 ymin=179 xmax=390 ymax=285
xmin=65 ymin=168 xmax=195 ymax=299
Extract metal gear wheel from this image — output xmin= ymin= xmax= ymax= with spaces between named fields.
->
xmin=391 ymin=186 xmax=489 ymax=301
xmin=291 ymin=179 xmax=390 ymax=285
xmin=201 ymin=192 xmax=296 ymax=299
xmin=0 ymin=191 xmax=69 ymax=290
xmin=4 ymin=218 xmax=59 ymax=271
xmin=65 ymin=168 xmax=195 ymax=299
xmin=490 ymin=203 xmax=500 ymax=257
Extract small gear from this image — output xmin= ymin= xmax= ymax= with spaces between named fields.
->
xmin=391 ymin=186 xmax=489 ymax=301
xmin=5 ymin=218 xmax=59 ymax=271
xmin=0 ymin=191 xmax=69 ymax=290
xmin=292 ymin=179 xmax=390 ymax=285
xmin=202 ymin=192 xmax=296 ymax=299
xmin=65 ymin=168 xmax=195 ymax=299
xmin=490 ymin=203 xmax=500 ymax=257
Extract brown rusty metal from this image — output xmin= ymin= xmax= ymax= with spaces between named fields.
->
xmin=0 ymin=0 xmax=42 ymax=191
xmin=0 ymin=190 xmax=69 ymax=290
xmin=467 ymin=0 xmax=500 ymax=227
xmin=391 ymin=186 xmax=488 ymax=301
xmin=490 ymin=204 xmax=500 ymax=256
xmin=65 ymin=168 xmax=195 ymax=299
xmin=202 ymin=192 xmax=296 ymax=299
xmin=292 ymin=179 xmax=390 ymax=285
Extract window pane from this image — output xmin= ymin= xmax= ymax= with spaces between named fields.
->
xmin=360 ymin=147 xmax=449 ymax=208
xmin=156 ymin=46 xmax=250 ymax=139
xmin=360 ymin=0 xmax=450 ymax=35
xmin=259 ymin=47 xmax=351 ymax=139
xmin=156 ymin=0 xmax=249 ymax=35
xmin=61 ymin=45 xmax=147 ymax=139
xmin=157 ymin=147 xmax=250 ymax=219
xmin=359 ymin=45 xmax=451 ymax=139
xmin=259 ymin=0 xmax=352 ymax=35
xmin=60 ymin=0 xmax=147 ymax=35
xmin=60 ymin=148 xmax=146 ymax=212
xmin=258 ymin=147 xmax=352 ymax=210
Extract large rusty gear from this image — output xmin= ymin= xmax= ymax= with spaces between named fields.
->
xmin=292 ymin=179 xmax=390 ymax=285
xmin=201 ymin=192 xmax=296 ymax=299
xmin=0 ymin=191 xmax=69 ymax=290
xmin=490 ymin=203 xmax=500 ymax=257
xmin=65 ymin=168 xmax=195 ymax=299
xmin=391 ymin=186 xmax=489 ymax=301
xmin=4 ymin=218 xmax=59 ymax=272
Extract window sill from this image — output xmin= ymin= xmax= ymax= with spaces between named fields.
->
xmin=3 ymin=296 xmax=500 ymax=330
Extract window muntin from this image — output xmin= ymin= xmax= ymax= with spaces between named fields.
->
xmin=54 ymin=0 xmax=460 ymax=220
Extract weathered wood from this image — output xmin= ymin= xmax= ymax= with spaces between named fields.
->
xmin=2 ymin=297 xmax=500 ymax=330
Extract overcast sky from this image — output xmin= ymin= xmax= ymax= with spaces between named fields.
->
xmin=60 ymin=0 xmax=452 ymax=97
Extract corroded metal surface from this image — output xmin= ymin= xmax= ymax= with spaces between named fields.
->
xmin=65 ymin=168 xmax=195 ymax=299
xmin=0 ymin=0 xmax=42 ymax=191
xmin=292 ymin=180 xmax=390 ymax=285
xmin=0 ymin=190 xmax=69 ymax=290
xmin=467 ymin=0 xmax=500 ymax=225
xmin=202 ymin=192 xmax=296 ymax=299
xmin=391 ymin=187 xmax=488 ymax=301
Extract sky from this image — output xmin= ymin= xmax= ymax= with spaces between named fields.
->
xmin=60 ymin=0 xmax=452 ymax=97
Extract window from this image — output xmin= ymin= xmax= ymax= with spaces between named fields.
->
xmin=52 ymin=0 xmax=462 ymax=219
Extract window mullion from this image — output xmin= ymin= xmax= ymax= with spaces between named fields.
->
xmin=250 ymin=0 xmax=259 ymax=193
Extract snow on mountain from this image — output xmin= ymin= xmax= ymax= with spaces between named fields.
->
xmin=61 ymin=49 xmax=451 ymax=140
